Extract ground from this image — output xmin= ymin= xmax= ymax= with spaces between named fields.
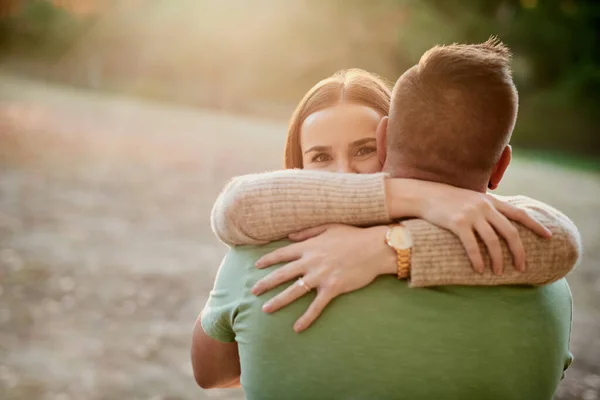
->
xmin=0 ymin=74 xmax=599 ymax=400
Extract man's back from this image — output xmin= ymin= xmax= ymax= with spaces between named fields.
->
xmin=202 ymin=241 xmax=573 ymax=400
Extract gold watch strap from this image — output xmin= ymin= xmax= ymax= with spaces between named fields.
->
xmin=386 ymin=223 xmax=412 ymax=280
xmin=397 ymin=248 xmax=411 ymax=279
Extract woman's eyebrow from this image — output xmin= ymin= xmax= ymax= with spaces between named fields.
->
xmin=349 ymin=138 xmax=377 ymax=147
xmin=304 ymin=145 xmax=332 ymax=154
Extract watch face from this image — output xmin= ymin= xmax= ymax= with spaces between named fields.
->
xmin=388 ymin=226 xmax=412 ymax=250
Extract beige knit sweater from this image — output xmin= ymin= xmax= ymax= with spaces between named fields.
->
xmin=211 ymin=170 xmax=582 ymax=287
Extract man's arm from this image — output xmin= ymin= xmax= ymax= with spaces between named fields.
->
xmin=191 ymin=314 xmax=241 ymax=389
xmin=191 ymin=252 xmax=246 ymax=389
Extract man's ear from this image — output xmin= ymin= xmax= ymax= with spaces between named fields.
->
xmin=376 ymin=116 xmax=388 ymax=166
xmin=488 ymin=145 xmax=512 ymax=191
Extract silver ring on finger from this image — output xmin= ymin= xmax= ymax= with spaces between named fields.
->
xmin=296 ymin=277 xmax=312 ymax=293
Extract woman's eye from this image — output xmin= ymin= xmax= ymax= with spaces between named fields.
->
xmin=312 ymin=153 xmax=332 ymax=163
xmin=355 ymin=146 xmax=376 ymax=157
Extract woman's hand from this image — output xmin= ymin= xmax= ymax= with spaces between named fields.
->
xmin=420 ymin=188 xmax=552 ymax=274
xmin=251 ymin=224 xmax=395 ymax=333
xmin=387 ymin=179 xmax=552 ymax=274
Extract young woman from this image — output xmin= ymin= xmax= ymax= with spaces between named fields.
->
xmin=208 ymin=68 xmax=580 ymax=332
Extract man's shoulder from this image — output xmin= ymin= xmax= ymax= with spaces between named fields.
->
xmin=543 ymin=278 xmax=573 ymax=302
xmin=222 ymin=240 xmax=294 ymax=272
xmin=522 ymin=278 xmax=573 ymax=324
xmin=230 ymin=239 xmax=293 ymax=257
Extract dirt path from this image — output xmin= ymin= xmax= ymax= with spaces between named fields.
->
xmin=1 ymin=74 xmax=599 ymax=400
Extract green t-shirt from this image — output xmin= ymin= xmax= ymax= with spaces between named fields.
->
xmin=202 ymin=241 xmax=573 ymax=400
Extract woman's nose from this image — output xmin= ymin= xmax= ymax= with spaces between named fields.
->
xmin=335 ymin=159 xmax=357 ymax=174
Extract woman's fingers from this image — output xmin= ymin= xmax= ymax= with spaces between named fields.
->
xmin=494 ymin=200 xmax=552 ymax=238
xmin=288 ymin=225 xmax=330 ymax=242
xmin=252 ymin=260 xmax=305 ymax=295
xmin=474 ymin=220 xmax=504 ymax=275
xmin=255 ymin=243 xmax=302 ymax=268
xmin=486 ymin=208 xmax=526 ymax=272
xmin=456 ymin=228 xmax=485 ymax=273
xmin=293 ymin=291 xmax=334 ymax=333
xmin=261 ymin=275 xmax=313 ymax=313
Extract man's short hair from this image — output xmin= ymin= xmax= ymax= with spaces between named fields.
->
xmin=388 ymin=38 xmax=518 ymax=186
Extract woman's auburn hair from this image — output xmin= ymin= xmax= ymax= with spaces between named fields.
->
xmin=283 ymin=69 xmax=392 ymax=169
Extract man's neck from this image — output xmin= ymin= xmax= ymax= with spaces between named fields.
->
xmin=382 ymin=163 xmax=488 ymax=193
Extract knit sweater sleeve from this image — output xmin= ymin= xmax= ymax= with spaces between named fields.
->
xmin=405 ymin=195 xmax=581 ymax=287
xmin=211 ymin=171 xmax=581 ymax=287
xmin=211 ymin=170 xmax=391 ymax=245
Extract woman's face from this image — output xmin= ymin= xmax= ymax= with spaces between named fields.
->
xmin=300 ymin=103 xmax=383 ymax=173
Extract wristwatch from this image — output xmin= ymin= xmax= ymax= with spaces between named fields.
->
xmin=385 ymin=223 xmax=413 ymax=279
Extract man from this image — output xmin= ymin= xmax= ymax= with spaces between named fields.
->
xmin=193 ymin=40 xmax=575 ymax=399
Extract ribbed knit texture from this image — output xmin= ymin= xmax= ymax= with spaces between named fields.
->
xmin=404 ymin=195 xmax=581 ymax=287
xmin=211 ymin=170 xmax=581 ymax=288
xmin=211 ymin=170 xmax=390 ymax=245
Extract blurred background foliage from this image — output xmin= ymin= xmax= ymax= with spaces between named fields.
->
xmin=0 ymin=0 xmax=598 ymax=158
